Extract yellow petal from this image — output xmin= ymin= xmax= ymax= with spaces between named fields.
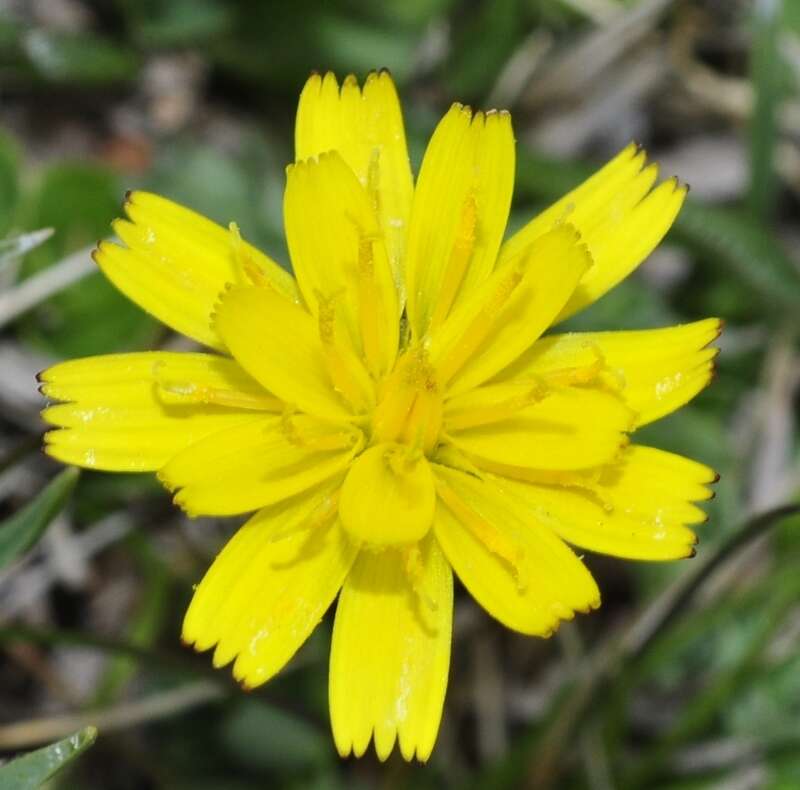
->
xmin=498 ymin=143 xmax=687 ymax=321
xmin=433 ymin=464 xmax=599 ymax=635
xmin=405 ymin=104 xmax=515 ymax=340
xmin=495 ymin=318 xmax=722 ymax=427
xmin=284 ymin=151 xmax=399 ymax=378
xmin=339 ymin=443 xmax=436 ymax=546
xmin=497 ymin=445 xmax=715 ymax=561
xmin=429 ymin=225 xmax=592 ymax=396
xmin=158 ymin=414 xmax=363 ymax=516
xmin=329 ymin=535 xmax=452 ymax=762
xmin=184 ymin=479 xmax=341 ymax=654
xmin=214 ymin=284 xmax=369 ymax=420
xmin=183 ymin=495 xmax=357 ymax=689
xmin=295 ymin=71 xmax=413 ymax=289
xmin=444 ymin=382 xmax=632 ymax=471
xmin=97 ymin=191 xmax=298 ymax=349
xmin=40 ymin=352 xmax=274 ymax=471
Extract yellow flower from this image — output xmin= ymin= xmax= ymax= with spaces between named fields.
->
xmin=39 ymin=70 xmax=719 ymax=762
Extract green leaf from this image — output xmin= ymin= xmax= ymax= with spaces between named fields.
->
xmin=0 ymin=15 xmax=24 ymax=53
xmin=92 ymin=537 xmax=172 ymax=705
xmin=220 ymin=699 xmax=329 ymax=773
xmin=674 ymin=201 xmax=800 ymax=314
xmin=147 ymin=136 xmax=288 ymax=259
xmin=728 ymin=651 xmax=800 ymax=744
xmin=21 ymin=29 xmax=138 ymax=84
xmin=624 ymin=571 xmax=800 ymax=788
xmin=446 ymin=0 xmax=525 ymax=98
xmin=0 ymin=228 xmax=53 ymax=271
xmin=0 ymin=467 xmax=79 ymax=570
xmin=0 ymin=130 xmax=19 ymax=236
xmin=211 ymin=2 xmax=415 ymax=87
xmin=19 ymin=163 xmax=156 ymax=356
xmin=127 ymin=0 xmax=234 ymax=47
xmin=485 ymin=505 xmax=800 ymax=790
xmin=0 ymin=726 xmax=97 ymax=789
xmin=560 ymin=276 xmax=678 ymax=332
xmin=367 ymin=0 xmax=455 ymax=27
xmin=749 ymin=0 xmax=786 ymax=218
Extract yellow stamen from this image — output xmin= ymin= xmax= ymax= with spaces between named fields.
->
xmin=436 ymin=478 xmax=526 ymax=591
xmin=153 ymin=359 xmax=282 ymax=411
xmin=428 ymin=193 xmax=478 ymax=333
xmin=554 ymin=200 xmax=576 ymax=228
xmin=436 ymin=262 xmax=525 ymax=384
xmin=372 ymin=348 xmax=442 ymax=453
xmin=372 ymin=385 xmax=416 ymax=445
xmin=366 ymin=147 xmax=382 ymax=218
xmin=355 ymin=232 xmax=383 ymax=377
xmin=471 ymin=458 xmax=616 ymax=513
xmin=546 ymin=343 xmax=625 ymax=392
xmin=444 ymin=349 xmax=625 ymax=432
xmin=280 ymin=408 xmax=361 ymax=453
xmin=156 ymin=379 xmax=283 ymax=411
xmin=316 ymin=290 xmax=372 ymax=411
xmin=384 ymin=442 xmax=422 ymax=475
xmin=547 ymin=361 xmax=605 ymax=389
xmin=444 ymin=383 xmax=550 ymax=432
xmin=401 ymin=389 xmax=443 ymax=455
xmin=268 ymin=490 xmax=340 ymax=543
xmin=432 ymin=445 xmax=485 ymax=478
xmin=228 ymin=222 xmax=268 ymax=287
xmin=403 ymin=543 xmax=438 ymax=612
xmin=345 ymin=208 xmax=394 ymax=379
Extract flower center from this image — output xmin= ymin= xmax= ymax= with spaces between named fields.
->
xmin=370 ymin=346 xmax=443 ymax=456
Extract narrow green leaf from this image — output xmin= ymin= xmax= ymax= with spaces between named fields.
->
xmin=0 ymin=726 xmax=97 ymax=789
xmin=749 ymin=0 xmax=785 ymax=218
xmin=93 ymin=538 xmax=172 ymax=705
xmin=20 ymin=163 xmax=156 ymax=357
xmin=675 ymin=200 xmax=800 ymax=313
xmin=479 ymin=504 xmax=800 ymax=790
xmin=129 ymin=0 xmax=234 ymax=48
xmin=625 ymin=572 xmax=800 ymax=788
xmin=446 ymin=0 xmax=525 ymax=98
xmin=0 ymin=228 xmax=54 ymax=270
xmin=0 ymin=130 xmax=19 ymax=237
xmin=220 ymin=699 xmax=329 ymax=772
xmin=21 ymin=30 xmax=138 ymax=84
xmin=0 ymin=467 xmax=79 ymax=570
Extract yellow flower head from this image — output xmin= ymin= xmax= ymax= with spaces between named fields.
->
xmin=39 ymin=70 xmax=720 ymax=762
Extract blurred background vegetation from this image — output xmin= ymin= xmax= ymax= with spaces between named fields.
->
xmin=0 ymin=0 xmax=799 ymax=787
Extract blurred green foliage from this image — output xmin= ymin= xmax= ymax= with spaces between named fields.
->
xmin=20 ymin=164 xmax=157 ymax=357
xmin=0 ymin=133 xmax=19 ymax=238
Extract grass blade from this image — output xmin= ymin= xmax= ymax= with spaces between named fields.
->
xmin=476 ymin=504 xmax=800 ymax=790
xmin=749 ymin=0 xmax=785 ymax=218
xmin=0 ymin=467 xmax=79 ymax=570
xmin=0 ymin=726 xmax=97 ymax=790
xmin=0 ymin=229 xmax=54 ymax=271
xmin=625 ymin=570 xmax=800 ymax=787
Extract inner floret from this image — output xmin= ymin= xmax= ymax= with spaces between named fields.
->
xmin=337 ymin=347 xmax=443 ymax=549
xmin=371 ymin=347 xmax=443 ymax=455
